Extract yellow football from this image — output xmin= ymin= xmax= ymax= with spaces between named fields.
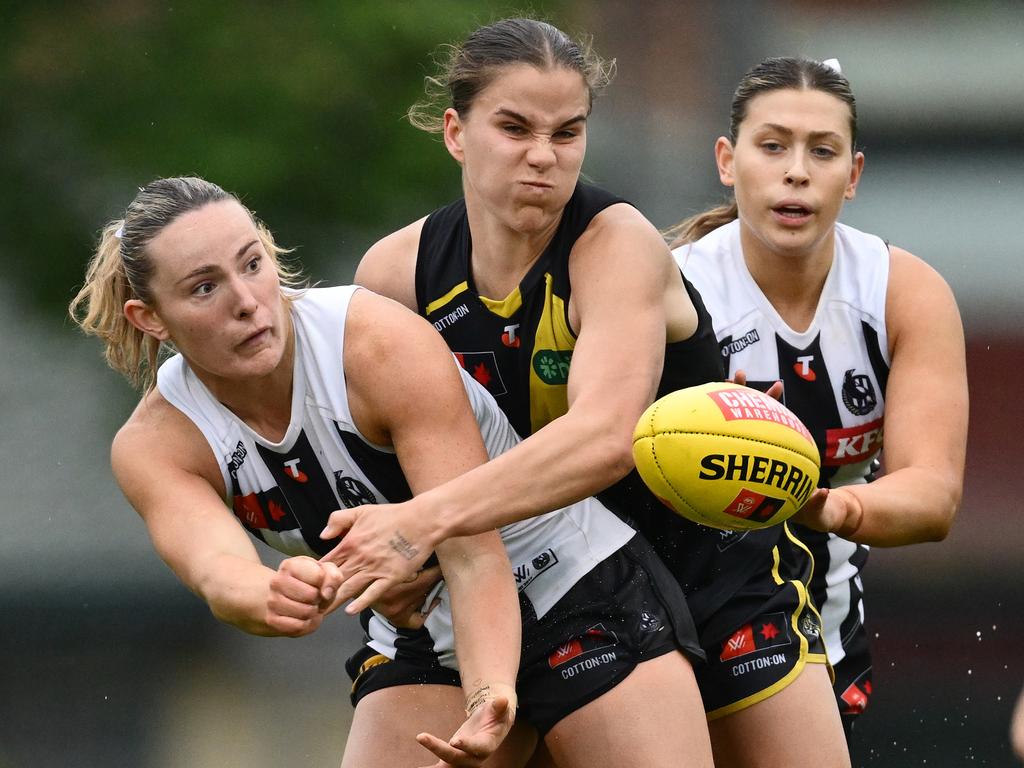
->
xmin=632 ymin=382 xmax=821 ymax=530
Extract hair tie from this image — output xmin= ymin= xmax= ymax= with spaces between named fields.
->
xmin=822 ymin=58 xmax=842 ymax=74
xmin=114 ymin=226 xmax=124 ymax=239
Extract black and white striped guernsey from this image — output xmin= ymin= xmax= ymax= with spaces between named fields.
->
xmin=157 ymin=285 xmax=634 ymax=670
xmin=677 ymin=219 xmax=888 ymax=667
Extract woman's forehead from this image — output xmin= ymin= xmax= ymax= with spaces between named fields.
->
xmin=741 ymin=88 xmax=853 ymax=137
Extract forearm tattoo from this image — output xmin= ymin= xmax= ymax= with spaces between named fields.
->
xmin=389 ymin=532 xmax=419 ymax=561
xmin=465 ymin=683 xmax=492 ymax=716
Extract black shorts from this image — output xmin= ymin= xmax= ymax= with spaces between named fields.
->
xmin=694 ymin=530 xmax=829 ymax=718
xmin=346 ymin=534 xmax=703 ymax=735
xmin=833 ymin=625 xmax=873 ymax=740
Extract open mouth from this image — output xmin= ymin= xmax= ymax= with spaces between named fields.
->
xmin=773 ymin=204 xmax=812 ymax=219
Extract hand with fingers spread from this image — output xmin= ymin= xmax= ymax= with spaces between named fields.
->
xmin=416 ymin=684 xmax=518 ymax=768
xmin=319 ymin=501 xmax=439 ymax=615
xmin=265 ymin=556 xmax=345 ymax=637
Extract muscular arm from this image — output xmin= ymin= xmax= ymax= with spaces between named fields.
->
xmin=351 ymin=204 xmax=689 ymax=533
xmin=112 ymin=398 xmax=342 ymax=636
xmin=343 ymin=289 xmax=520 ymax=710
xmin=796 ymin=247 xmax=968 ymax=545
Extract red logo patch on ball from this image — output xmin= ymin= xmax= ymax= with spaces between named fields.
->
xmin=723 ymin=489 xmax=786 ymax=523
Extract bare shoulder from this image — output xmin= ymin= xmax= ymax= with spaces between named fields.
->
xmin=886 ymin=245 xmax=963 ymax=349
xmin=573 ymin=202 xmax=674 ymax=273
xmin=344 ymin=288 xmax=462 ymax=443
xmin=353 ymin=217 xmax=427 ymax=311
xmin=112 ymin=390 xmax=224 ymax=499
xmin=887 ymin=245 xmax=960 ymax=314
xmin=888 ymin=245 xmax=954 ymax=295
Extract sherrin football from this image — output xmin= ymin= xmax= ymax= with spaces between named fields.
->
xmin=632 ymin=382 xmax=821 ymax=530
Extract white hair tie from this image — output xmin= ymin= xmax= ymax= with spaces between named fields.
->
xmin=114 ymin=226 xmax=124 ymax=239
xmin=822 ymin=58 xmax=842 ymax=74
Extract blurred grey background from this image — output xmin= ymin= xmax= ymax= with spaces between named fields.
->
xmin=1 ymin=1 xmax=1021 ymax=766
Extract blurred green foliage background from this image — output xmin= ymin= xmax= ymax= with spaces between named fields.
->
xmin=0 ymin=1 xmax=581 ymax=310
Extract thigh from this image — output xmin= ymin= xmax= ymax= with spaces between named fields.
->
xmin=342 ymin=684 xmax=465 ymax=768
xmin=542 ymin=653 xmax=713 ymax=768
xmin=708 ymin=663 xmax=850 ymax=768
xmin=342 ymin=685 xmax=538 ymax=768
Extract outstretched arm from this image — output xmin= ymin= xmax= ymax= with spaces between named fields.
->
xmin=793 ymin=247 xmax=967 ymax=545
xmin=331 ymin=205 xmax=689 ymax=589
xmin=341 ymin=289 xmax=520 ymax=760
xmin=112 ymin=398 xmax=343 ymax=637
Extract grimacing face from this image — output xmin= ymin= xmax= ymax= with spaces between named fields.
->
xmin=124 ymin=199 xmax=291 ymax=386
xmin=443 ymin=63 xmax=590 ymax=236
xmin=716 ymin=87 xmax=864 ymax=263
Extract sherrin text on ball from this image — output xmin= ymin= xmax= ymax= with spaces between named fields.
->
xmin=632 ymin=382 xmax=821 ymax=530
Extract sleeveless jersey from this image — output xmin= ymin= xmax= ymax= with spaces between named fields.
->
xmin=676 ymin=219 xmax=889 ymax=665
xmin=157 ymin=285 xmax=633 ymax=670
xmin=415 ymin=182 xmax=782 ymax=638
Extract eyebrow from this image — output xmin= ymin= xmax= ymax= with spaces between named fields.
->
xmin=495 ymin=108 xmax=587 ymax=129
xmin=755 ymin=123 xmax=844 ymax=142
xmin=175 ymin=239 xmax=259 ymax=285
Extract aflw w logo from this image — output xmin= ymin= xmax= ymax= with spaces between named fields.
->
xmin=512 ymin=548 xmax=559 ymax=592
xmin=727 ymin=635 xmax=749 ymax=653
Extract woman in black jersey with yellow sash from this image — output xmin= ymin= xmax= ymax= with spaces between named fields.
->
xmin=324 ymin=17 xmax=849 ymax=767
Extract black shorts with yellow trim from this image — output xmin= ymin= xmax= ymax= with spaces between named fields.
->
xmin=346 ymin=533 xmax=703 ymax=735
xmin=695 ymin=525 xmax=830 ymax=719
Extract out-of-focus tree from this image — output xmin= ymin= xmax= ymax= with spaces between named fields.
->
xmin=0 ymin=1 xmax=571 ymax=309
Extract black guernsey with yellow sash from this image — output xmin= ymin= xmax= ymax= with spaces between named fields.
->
xmin=415 ymin=182 xmax=785 ymax=644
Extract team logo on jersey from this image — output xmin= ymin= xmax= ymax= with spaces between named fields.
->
xmin=722 ymin=489 xmax=786 ymax=523
xmin=333 ymin=472 xmax=376 ymax=508
xmin=533 ymin=349 xmax=572 ymax=385
xmin=719 ymin=612 xmax=792 ymax=661
xmin=548 ymin=624 xmax=618 ymax=669
xmin=793 ymin=355 xmax=817 ymax=381
xmin=840 ymin=669 xmax=873 ymax=715
xmin=283 ymin=458 xmax=308 ymax=483
xmin=823 ymin=418 xmax=884 ymax=466
xmin=720 ymin=329 xmax=760 ymax=357
xmin=841 ymin=369 xmax=878 ymax=416
xmin=511 ymin=548 xmax=560 ymax=592
xmin=501 ymin=323 xmax=521 ymax=348
xmin=454 ymin=351 xmax=508 ymax=396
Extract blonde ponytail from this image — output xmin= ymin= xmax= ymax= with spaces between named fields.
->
xmin=69 ymin=220 xmax=164 ymax=391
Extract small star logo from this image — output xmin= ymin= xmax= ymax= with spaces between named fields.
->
xmin=760 ymin=621 xmax=780 ymax=641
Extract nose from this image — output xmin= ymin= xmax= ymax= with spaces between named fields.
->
xmin=785 ymin=154 xmax=810 ymax=186
xmin=230 ymin=275 xmax=259 ymax=319
xmin=525 ymin=135 xmax=557 ymax=170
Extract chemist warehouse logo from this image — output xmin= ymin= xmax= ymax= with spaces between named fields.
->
xmin=548 ymin=624 xmax=619 ymax=680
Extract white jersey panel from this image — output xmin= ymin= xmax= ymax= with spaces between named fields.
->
xmin=158 ymin=285 xmax=632 ymax=671
xmin=676 ymin=220 xmax=890 ymax=665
